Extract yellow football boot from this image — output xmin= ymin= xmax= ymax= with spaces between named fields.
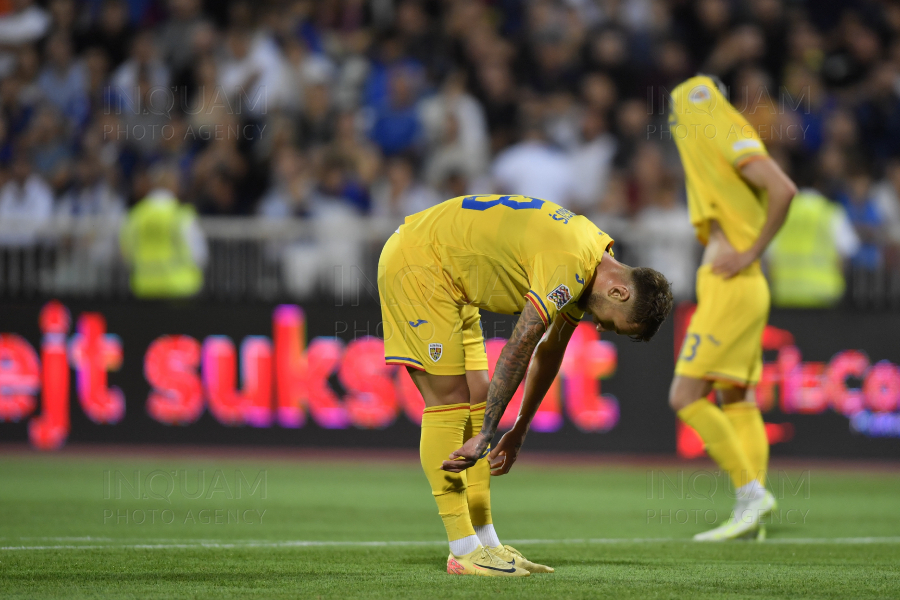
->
xmin=446 ymin=546 xmax=531 ymax=577
xmin=493 ymin=544 xmax=555 ymax=573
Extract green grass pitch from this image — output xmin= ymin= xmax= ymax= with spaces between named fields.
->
xmin=1 ymin=451 xmax=899 ymax=599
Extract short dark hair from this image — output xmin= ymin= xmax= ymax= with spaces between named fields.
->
xmin=628 ymin=267 xmax=674 ymax=342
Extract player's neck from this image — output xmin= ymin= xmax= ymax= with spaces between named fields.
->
xmin=578 ymin=257 xmax=627 ymax=311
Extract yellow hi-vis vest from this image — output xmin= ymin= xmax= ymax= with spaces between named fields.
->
xmin=768 ymin=190 xmax=844 ymax=307
xmin=122 ymin=193 xmax=202 ymax=298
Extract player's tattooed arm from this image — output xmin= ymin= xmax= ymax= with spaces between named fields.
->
xmin=481 ymin=304 xmax=547 ymax=435
xmin=490 ymin=314 xmax=577 ymax=475
xmin=441 ymin=302 xmax=547 ymax=473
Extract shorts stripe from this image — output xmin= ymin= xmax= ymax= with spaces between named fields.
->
xmin=525 ymin=291 xmax=550 ymax=325
xmin=385 ymin=356 xmax=423 ymax=366
xmin=386 ymin=356 xmax=426 ymax=371
xmin=706 ymin=371 xmax=754 ymax=386
xmin=423 ymin=404 xmax=471 ymax=414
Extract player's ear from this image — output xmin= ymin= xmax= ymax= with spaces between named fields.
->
xmin=608 ymin=284 xmax=631 ymax=304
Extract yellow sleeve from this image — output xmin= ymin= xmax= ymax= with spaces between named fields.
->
xmin=673 ymin=78 xmax=768 ymax=168
xmin=559 ymin=303 xmax=584 ymax=328
xmin=525 ymin=252 xmax=588 ymax=326
xmin=712 ymin=107 xmax=769 ymax=168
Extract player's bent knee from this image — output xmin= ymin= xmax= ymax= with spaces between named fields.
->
xmin=668 ymin=376 xmax=712 ymax=412
xmin=668 ymin=389 xmax=691 ymax=412
xmin=465 ymin=369 xmax=489 ymax=405
xmin=409 ymin=369 xmax=471 ymax=407
xmin=718 ymin=384 xmax=750 ymax=405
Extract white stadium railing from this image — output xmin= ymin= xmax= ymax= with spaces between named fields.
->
xmin=0 ymin=215 xmax=398 ymax=302
xmin=0 ymin=215 xmax=898 ymax=308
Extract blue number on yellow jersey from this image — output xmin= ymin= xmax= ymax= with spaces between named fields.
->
xmin=396 ymin=195 xmax=614 ymax=326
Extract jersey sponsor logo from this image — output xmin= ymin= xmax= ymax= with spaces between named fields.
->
xmin=732 ymin=139 xmax=761 ymax=152
xmin=575 ymin=273 xmax=584 ymax=285
xmin=408 ymin=319 xmax=428 ymax=327
xmin=429 ymin=343 xmax=442 ymax=362
xmin=547 ymin=284 xmax=572 ymax=310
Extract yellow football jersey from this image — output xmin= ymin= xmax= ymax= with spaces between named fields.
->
xmin=395 ymin=195 xmax=614 ymax=326
xmin=669 ymin=75 xmax=770 ymax=251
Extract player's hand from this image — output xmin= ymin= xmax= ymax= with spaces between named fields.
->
xmin=442 ymin=433 xmax=490 ymax=472
xmin=711 ymin=248 xmax=756 ymax=279
xmin=489 ymin=427 xmax=526 ymax=476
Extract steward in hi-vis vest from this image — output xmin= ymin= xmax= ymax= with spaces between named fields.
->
xmin=121 ymin=187 xmax=204 ymax=299
xmin=767 ymin=189 xmax=853 ymax=308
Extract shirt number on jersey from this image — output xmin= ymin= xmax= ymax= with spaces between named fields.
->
xmin=681 ymin=333 xmax=701 ymax=362
xmin=461 ymin=195 xmax=545 ymax=211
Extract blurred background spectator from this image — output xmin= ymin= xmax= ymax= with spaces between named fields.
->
xmin=0 ymin=0 xmax=897 ymax=306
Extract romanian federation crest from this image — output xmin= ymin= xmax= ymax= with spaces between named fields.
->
xmin=429 ymin=343 xmax=443 ymax=362
xmin=547 ymin=284 xmax=572 ymax=310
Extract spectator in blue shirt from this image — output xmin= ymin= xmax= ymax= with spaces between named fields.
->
xmin=838 ymin=162 xmax=887 ymax=271
xmin=368 ymin=66 xmax=423 ymax=156
xmin=38 ymin=33 xmax=90 ymax=128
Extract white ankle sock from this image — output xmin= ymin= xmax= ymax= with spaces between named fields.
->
xmin=449 ymin=535 xmax=480 ymax=557
xmin=736 ymin=480 xmax=765 ymax=502
xmin=474 ymin=524 xmax=501 ymax=548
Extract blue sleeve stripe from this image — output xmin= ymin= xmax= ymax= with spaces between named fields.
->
xmin=527 ymin=290 xmax=551 ymax=319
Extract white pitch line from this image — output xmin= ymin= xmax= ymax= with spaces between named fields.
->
xmin=3 ymin=537 xmax=900 ymax=551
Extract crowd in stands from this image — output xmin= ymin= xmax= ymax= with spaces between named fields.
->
xmin=0 ymin=0 xmax=899 ymax=300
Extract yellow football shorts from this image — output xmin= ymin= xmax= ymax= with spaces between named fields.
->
xmin=377 ymin=233 xmax=489 ymax=376
xmin=675 ymin=263 xmax=770 ymax=386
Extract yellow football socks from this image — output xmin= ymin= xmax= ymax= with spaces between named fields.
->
xmin=723 ymin=401 xmax=769 ymax=485
xmin=677 ymin=399 xmax=755 ymax=489
xmin=463 ymin=401 xmax=492 ymax=528
xmin=420 ymin=403 xmax=477 ymax=542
